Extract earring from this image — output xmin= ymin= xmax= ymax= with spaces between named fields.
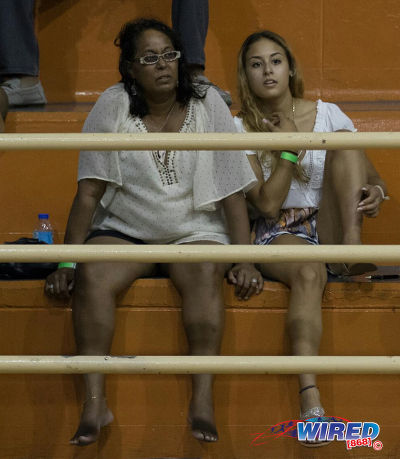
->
xmin=131 ymin=80 xmax=137 ymax=96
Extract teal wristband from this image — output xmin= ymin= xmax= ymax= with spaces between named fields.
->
xmin=58 ymin=262 xmax=76 ymax=269
xmin=280 ymin=151 xmax=298 ymax=164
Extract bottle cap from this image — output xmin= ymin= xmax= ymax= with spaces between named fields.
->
xmin=38 ymin=213 xmax=49 ymax=219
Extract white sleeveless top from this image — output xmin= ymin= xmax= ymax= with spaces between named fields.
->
xmin=234 ymin=100 xmax=356 ymax=209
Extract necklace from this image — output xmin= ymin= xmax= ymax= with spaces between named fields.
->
xmin=145 ymin=100 xmax=177 ymax=132
xmin=145 ymin=100 xmax=177 ymax=169
xmin=292 ymin=97 xmax=314 ymax=180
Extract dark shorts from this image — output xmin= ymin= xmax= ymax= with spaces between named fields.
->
xmin=85 ymin=229 xmax=146 ymax=245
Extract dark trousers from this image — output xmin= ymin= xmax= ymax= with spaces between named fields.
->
xmin=0 ymin=0 xmax=39 ymax=76
xmin=172 ymin=0 xmax=208 ymax=68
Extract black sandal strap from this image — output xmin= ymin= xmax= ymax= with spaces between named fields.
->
xmin=299 ymin=384 xmax=317 ymax=394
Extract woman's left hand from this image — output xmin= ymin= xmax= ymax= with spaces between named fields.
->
xmin=357 ymin=184 xmax=385 ymax=217
xmin=227 ymin=263 xmax=264 ymax=300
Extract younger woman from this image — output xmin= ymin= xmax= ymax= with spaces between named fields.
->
xmin=234 ymin=30 xmax=387 ymax=446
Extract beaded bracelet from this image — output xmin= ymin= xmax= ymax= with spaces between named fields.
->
xmin=280 ymin=151 xmax=298 ymax=164
xmin=58 ymin=262 xmax=77 ymax=269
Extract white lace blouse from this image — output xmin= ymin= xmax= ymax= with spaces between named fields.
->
xmin=234 ymin=100 xmax=356 ymax=209
xmin=78 ymin=84 xmax=256 ymax=244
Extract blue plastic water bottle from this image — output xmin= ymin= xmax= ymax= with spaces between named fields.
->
xmin=33 ymin=213 xmax=54 ymax=244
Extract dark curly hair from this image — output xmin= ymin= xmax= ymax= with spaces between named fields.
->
xmin=114 ymin=18 xmax=205 ymax=118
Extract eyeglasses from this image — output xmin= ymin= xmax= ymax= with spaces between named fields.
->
xmin=134 ymin=50 xmax=181 ymax=65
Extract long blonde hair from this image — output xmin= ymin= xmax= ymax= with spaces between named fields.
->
xmin=237 ymin=30 xmax=308 ymax=182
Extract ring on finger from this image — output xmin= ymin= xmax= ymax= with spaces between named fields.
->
xmin=251 ymin=278 xmax=258 ymax=284
xmin=48 ymin=284 xmax=54 ymax=290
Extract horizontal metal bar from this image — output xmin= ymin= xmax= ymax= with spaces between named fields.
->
xmin=1 ymin=132 xmax=400 ymax=150
xmin=0 ymin=356 xmax=398 ymax=374
xmin=0 ymin=244 xmax=399 ymax=263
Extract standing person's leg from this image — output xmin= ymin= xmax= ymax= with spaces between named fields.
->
xmin=0 ymin=0 xmax=38 ymax=77
xmin=167 ymin=241 xmax=230 ymax=443
xmin=171 ymin=0 xmax=232 ymax=106
xmin=0 ymin=0 xmax=46 ymax=106
xmin=70 ymin=236 xmax=157 ymax=447
xmin=0 ymin=87 xmax=7 ymax=132
xmin=172 ymin=0 xmax=208 ymax=75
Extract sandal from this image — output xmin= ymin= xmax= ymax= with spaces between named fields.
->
xmin=327 ymin=262 xmax=377 ymax=277
xmin=298 ymin=385 xmax=332 ymax=448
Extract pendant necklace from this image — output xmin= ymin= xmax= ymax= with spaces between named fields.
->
xmin=292 ymin=98 xmax=312 ymax=178
xmin=145 ymin=100 xmax=177 ymax=165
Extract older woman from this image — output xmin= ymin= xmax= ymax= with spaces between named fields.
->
xmin=46 ymin=18 xmax=261 ymax=446
xmin=233 ymin=30 xmax=387 ymax=446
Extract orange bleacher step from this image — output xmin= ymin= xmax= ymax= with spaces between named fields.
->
xmin=0 ymin=278 xmax=399 ymax=458
xmin=1 ymin=277 xmax=400 ymax=309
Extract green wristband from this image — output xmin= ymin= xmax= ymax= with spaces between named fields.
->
xmin=58 ymin=262 xmax=77 ymax=269
xmin=280 ymin=151 xmax=298 ymax=164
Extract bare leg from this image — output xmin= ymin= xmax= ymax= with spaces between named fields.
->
xmin=317 ymin=149 xmax=376 ymax=275
xmin=318 ymin=148 xmax=368 ymax=244
xmin=167 ymin=241 xmax=230 ymax=443
xmin=258 ymin=235 xmax=327 ymax=415
xmin=70 ymin=236 xmax=156 ymax=446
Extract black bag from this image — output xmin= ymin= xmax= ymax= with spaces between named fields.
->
xmin=0 ymin=237 xmax=58 ymax=280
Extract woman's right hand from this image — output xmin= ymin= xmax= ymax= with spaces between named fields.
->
xmin=262 ymin=112 xmax=298 ymax=133
xmin=45 ymin=268 xmax=75 ymax=299
xmin=357 ymin=184 xmax=385 ymax=217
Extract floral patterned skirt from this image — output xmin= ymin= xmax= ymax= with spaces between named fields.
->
xmin=253 ymin=207 xmax=319 ymax=246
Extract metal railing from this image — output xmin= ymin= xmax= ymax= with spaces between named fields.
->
xmin=0 ymin=131 xmax=398 ymax=374
xmin=0 ymin=356 xmax=398 ymax=374
xmin=0 ymin=131 xmax=400 ymax=150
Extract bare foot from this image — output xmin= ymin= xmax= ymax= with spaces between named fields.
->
xmin=188 ymin=398 xmax=219 ymax=442
xmin=70 ymin=397 xmax=114 ymax=446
